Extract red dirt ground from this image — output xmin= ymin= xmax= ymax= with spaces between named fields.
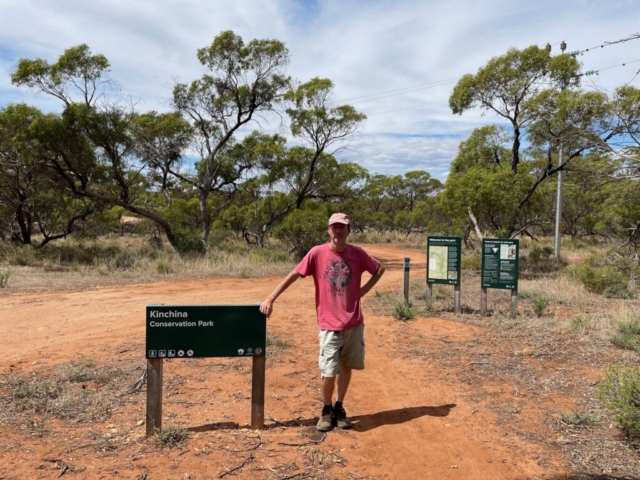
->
xmin=0 ymin=244 xmax=576 ymax=479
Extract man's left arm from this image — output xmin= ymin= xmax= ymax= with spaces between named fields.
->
xmin=360 ymin=263 xmax=385 ymax=298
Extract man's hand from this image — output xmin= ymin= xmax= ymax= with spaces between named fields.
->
xmin=260 ymin=299 xmax=274 ymax=318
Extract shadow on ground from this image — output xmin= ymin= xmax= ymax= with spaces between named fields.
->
xmin=187 ymin=404 xmax=456 ymax=433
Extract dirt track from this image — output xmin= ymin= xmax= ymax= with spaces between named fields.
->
xmin=0 ymin=244 xmax=569 ymax=479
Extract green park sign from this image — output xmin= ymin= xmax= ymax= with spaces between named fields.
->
xmin=427 ymin=236 xmax=461 ymax=286
xmin=145 ymin=305 xmax=266 ymax=359
xmin=481 ymin=239 xmax=519 ymax=290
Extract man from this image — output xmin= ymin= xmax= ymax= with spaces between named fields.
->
xmin=260 ymin=213 xmax=385 ymax=432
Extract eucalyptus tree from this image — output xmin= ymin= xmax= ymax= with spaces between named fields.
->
xmin=449 ymin=45 xmax=580 ymax=173
xmin=0 ymin=103 xmax=96 ymax=246
xmin=172 ymin=30 xmax=291 ymax=246
xmin=11 ymin=45 xmax=195 ymax=251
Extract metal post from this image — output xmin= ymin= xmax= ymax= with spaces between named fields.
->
xmin=454 ymin=285 xmax=461 ymax=314
xmin=251 ymin=356 xmax=266 ymax=429
xmin=481 ymin=288 xmax=488 ymax=317
xmin=146 ymin=358 xmax=163 ymax=437
xmin=403 ymin=257 xmax=410 ymax=304
xmin=510 ymin=289 xmax=518 ymax=318
xmin=554 ymin=41 xmax=567 ymax=259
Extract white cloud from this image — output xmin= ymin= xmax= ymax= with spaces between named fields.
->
xmin=0 ymin=0 xmax=638 ymax=176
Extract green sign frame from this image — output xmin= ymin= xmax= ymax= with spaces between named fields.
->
xmin=145 ymin=305 xmax=266 ymax=359
xmin=481 ymin=239 xmax=519 ymax=290
xmin=426 ymin=236 xmax=461 ymax=286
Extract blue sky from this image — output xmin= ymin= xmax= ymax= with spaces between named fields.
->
xmin=0 ymin=0 xmax=639 ymax=180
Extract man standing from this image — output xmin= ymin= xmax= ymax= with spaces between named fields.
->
xmin=260 ymin=213 xmax=385 ymax=431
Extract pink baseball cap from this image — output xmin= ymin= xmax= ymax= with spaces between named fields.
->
xmin=328 ymin=213 xmax=350 ymax=225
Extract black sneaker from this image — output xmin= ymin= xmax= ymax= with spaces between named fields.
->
xmin=316 ymin=405 xmax=334 ymax=432
xmin=334 ymin=404 xmax=352 ymax=429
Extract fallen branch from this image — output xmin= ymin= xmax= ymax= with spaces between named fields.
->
xmin=219 ymin=453 xmax=254 ymax=478
xmin=225 ymin=437 xmax=262 ymax=452
xmin=129 ymin=369 xmax=147 ymax=393
xmin=467 ymin=361 xmax=490 ymax=365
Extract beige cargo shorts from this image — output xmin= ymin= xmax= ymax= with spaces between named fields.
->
xmin=318 ymin=323 xmax=365 ymax=378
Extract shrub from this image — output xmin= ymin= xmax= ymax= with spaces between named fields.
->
xmin=531 ymin=295 xmax=549 ymax=317
xmin=610 ymin=320 xmax=640 ymax=353
xmin=155 ymin=426 xmax=190 ymax=448
xmin=462 ymin=253 xmax=481 ymax=271
xmin=560 ymin=410 xmax=599 ymax=427
xmin=0 ymin=269 xmax=9 ymax=288
xmin=174 ymin=230 xmax=205 ymax=256
xmin=599 ymin=365 xmax=640 ymax=439
xmin=155 ymin=260 xmax=173 ymax=275
xmin=392 ymin=300 xmax=415 ymax=321
xmin=569 ymin=256 xmax=631 ymax=298
xmin=274 ymin=207 xmax=329 ymax=260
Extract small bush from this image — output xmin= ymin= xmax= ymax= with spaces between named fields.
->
xmin=560 ymin=410 xmax=599 ymax=427
xmin=610 ymin=320 xmax=640 ymax=353
xmin=0 ymin=269 xmax=9 ymax=288
xmin=155 ymin=425 xmax=190 ymax=448
xmin=462 ymin=253 xmax=481 ymax=271
xmin=155 ymin=260 xmax=173 ymax=275
xmin=570 ymin=315 xmax=589 ymax=333
xmin=599 ymin=365 xmax=640 ymax=439
xmin=174 ymin=231 xmax=205 ymax=256
xmin=392 ymin=300 xmax=415 ymax=321
xmin=531 ymin=295 xmax=549 ymax=317
xmin=569 ymin=257 xmax=631 ymax=298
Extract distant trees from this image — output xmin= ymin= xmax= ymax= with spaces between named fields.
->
xmin=3 ymin=39 xmax=640 ymax=254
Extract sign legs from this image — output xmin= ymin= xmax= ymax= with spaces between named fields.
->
xmin=454 ymin=285 xmax=461 ymax=314
xmin=403 ymin=258 xmax=410 ymax=304
xmin=426 ymin=282 xmax=433 ymax=305
xmin=510 ymin=289 xmax=518 ymax=318
xmin=146 ymin=359 xmax=163 ymax=437
xmin=481 ymin=288 xmax=488 ymax=317
xmin=251 ymin=356 xmax=266 ymax=429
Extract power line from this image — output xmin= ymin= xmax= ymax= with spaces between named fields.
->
xmin=336 ymin=78 xmax=460 ymax=104
xmin=347 ymin=79 xmax=458 ymax=106
xmin=582 ymin=58 xmax=640 ymax=77
xmin=366 ymin=100 xmax=448 ymax=117
xmin=565 ymin=32 xmax=640 ymax=57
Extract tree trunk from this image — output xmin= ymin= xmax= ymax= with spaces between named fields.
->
xmin=468 ymin=208 xmax=483 ymax=240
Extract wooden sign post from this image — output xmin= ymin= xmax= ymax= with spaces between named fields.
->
xmin=145 ymin=305 xmax=267 ymax=436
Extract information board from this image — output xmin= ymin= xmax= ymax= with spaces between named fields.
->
xmin=146 ymin=305 xmax=266 ymax=359
xmin=481 ymin=239 xmax=519 ymax=290
xmin=427 ymin=236 xmax=461 ymax=286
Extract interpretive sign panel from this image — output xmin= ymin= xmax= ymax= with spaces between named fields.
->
xmin=427 ymin=236 xmax=461 ymax=286
xmin=146 ymin=305 xmax=266 ymax=359
xmin=481 ymin=239 xmax=519 ymax=290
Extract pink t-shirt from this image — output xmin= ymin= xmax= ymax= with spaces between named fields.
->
xmin=295 ymin=244 xmax=381 ymax=331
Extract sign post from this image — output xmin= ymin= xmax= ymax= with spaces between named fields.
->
xmin=426 ymin=236 xmax=462 ymax=313
xmin=145 ymin=305 xmax=267 ymax=436
xmin=480 ymin=239 xmax=520 ymax=317
xmin=403 ymin=257 xmax=410 ymax=304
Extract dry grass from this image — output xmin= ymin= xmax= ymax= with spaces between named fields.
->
xmin=0 ymin=235 xmax=296 ymax=293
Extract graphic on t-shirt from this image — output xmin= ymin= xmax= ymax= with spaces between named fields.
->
xmin=323 ymin=259 xmax=352 ymax=295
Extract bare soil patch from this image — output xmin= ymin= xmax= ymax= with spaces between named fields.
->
xmin=1 ymin=244 xmax=638 ymax=479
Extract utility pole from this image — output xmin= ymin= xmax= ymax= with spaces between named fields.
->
xmin=554 ymin=41 xmax=567 ymax=260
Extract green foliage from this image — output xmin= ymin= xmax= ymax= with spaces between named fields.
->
xmin=155 ymin=260 xmax=173 ymax=275
xmin=599 ymin=365 xmax=640 ymax=439
xmin=392 ymin=300 xmax=415 ymax=321
xmin=274 ymin=206 xmax=329 ymax=260
xmin=461 ymin=253 xmax=481 ymax=271
xmin=610 ymin=320 xmax=640 ymax=353
xmin=559 ymin=410 xmax=599 ymax=427
xmin=531 ymin=295 xmax=549 ymax=317
xmin=173 ymin=230 xmax=205 ymax=256
xmin=569 ymin=256 xmax=632 ymax=298
xmin=0 ymin=269 xmax=9 ymax=288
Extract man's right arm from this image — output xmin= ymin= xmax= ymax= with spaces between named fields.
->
xmin=259 ymin=270 xmax=302 ymax=318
